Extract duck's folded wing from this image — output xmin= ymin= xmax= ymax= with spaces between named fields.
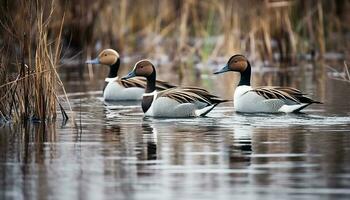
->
xmin=250 ymin=86 xmax=321 ymax=104
xmin=118 ymin=77 xmax=147 ymax=88
xmin=155 ymin=79 xmax=176 ymax=90
xmin=118 ymin=77 xmax=175 ymax=90
xmin=158 ymin=87 xmax=228 ymax=104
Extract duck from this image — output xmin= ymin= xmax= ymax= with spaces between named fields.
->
xmin=85 ymin=49 xmax=175 ymax=101
xmin=214 ymin=54 xmax=321 ymax=113
xmin=122 ymin=59 xmax=227 ymax=118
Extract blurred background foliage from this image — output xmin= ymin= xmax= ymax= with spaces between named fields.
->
xmin=1 ymin=0 xmax=349 ymax=65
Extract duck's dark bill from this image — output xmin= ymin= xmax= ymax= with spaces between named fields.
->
xmin=214 ymin=65 xmax=229 ymax=74
xmin=122 ymin=70 xmax=136 ymax=80
xmin=85 ymin=58 xmax=100 ymax=64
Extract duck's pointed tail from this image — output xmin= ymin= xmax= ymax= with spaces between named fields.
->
xmin=279 ymin=103 xmax=312 ymax=113
xmin=195 ymin=103 xmax=219 ymax=117
xmin=292 ymin=103 xmax=312 ymax=113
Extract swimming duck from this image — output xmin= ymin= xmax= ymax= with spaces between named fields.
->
xmin=214 ymin=55 xmax=321 ymax=113
xmin=122 ymin=59 xmax=227 ymax=117
xmin=86 ymin=49 xmax=175 ymax=101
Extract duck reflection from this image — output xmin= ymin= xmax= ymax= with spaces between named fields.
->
xmin=140 ymin=122 xmax=158 ymax=160
xmin=101 ymin=124 xmax=121 ymax=140
xmin=229 ymin=125 xmax=253 ymax=169
xmin=103 ymin=100 xmax=143 ymax=119
xmin=104 ymin=100 xmax=141 ymax=107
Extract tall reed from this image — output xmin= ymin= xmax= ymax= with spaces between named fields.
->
xmin=0 ymin=0 xmax=69 ymax=123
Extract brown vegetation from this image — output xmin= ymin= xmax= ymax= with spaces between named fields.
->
xmin=0 ymin=0 xmax=69 ymax=122
xmin=328 ymin=61 xmax=350 ymax=83
xmin=53 ymin=0 xmax=349 ymax=63
xmin=3 ymin=1 xmax=346 ymax=62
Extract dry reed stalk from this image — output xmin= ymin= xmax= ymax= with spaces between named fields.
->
xmin=339 ymin=61 xmax=350 ymax=83
xmin=283 ymin=10 xmax=297 ymax=63
xmin=222 ymin=1 xmax=239 ymax=56
xmin=316 ymin=0 xmax=325 ymax=58
xmin=175 ymin=0 xmax=192 ymax=84
xmin=326 ymin=61 xmax=350 ymax=83
xmin=344 ymin=62 xmax=350 ymax=82
xmin=0 ymin=0 xmax=70 ymax=123
xmin=261 ymin=18 xmax=273 ymax=62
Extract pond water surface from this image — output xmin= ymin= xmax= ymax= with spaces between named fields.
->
xmin=1 ymin=63 xmax=350 ymax=200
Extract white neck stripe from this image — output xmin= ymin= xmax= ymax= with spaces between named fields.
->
xmin=105 ymin=77 xmax=118 ymax=82
xmin=143 ymin=91 xmax=157 ymax=97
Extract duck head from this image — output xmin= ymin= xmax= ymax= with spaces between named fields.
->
xmin=214 ymin=54 xmax=251 ymax=86
xmin=214 ymin=55 xmax=249 ymax=74
xmin=122 ymin=59 xmax=155 ymax=80
xmin=86 ymin=49 xmax=120 ymax=65
xmin=86 ymin=49 xmax=120 ymax=78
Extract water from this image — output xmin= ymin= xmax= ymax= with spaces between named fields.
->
xmin=1 ymin=64 xmax=350 ymax=200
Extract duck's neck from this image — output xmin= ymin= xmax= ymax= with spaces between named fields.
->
xmin=142 ymin=68 xmax=156 ymax=114
xmin=145 ymin=68 xmax=156 ymax=93
xmin=238 ymin=62 xmax=251 ymax=86
xmin=108 ymin=58 xmax=120 ymax=78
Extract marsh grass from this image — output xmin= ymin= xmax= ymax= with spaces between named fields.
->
xmin=66 ymin=0 xmax=348 ymax=64
xmin=327 ymin=61 xmax=350 ymax=83
xmin=345 ymin=62 xmax=350 ymax=83
xmin=337 ymin=61 xmax=350 ymax=83
xmin=0 ymin=0 xmax=70 ymax=123
xmin=2 ymin=1 xmax=348 ymax=65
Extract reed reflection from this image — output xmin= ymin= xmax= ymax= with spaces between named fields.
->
xmin=0 ymin=122 xmax=57 ymax=200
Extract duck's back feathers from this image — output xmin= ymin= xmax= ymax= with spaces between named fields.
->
xmin=251 ymin=86 xmax=321 ymax=104
xmin=158 ymin=87 xmax=228 ymax=105
xmin=155 ymin=79 xmax=177 ymax=90
xmin=118 ymin=77 xmax=146 ymax=88
xmin=117 ymin=77 xmax=175 ymax=91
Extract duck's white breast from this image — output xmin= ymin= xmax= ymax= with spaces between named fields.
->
xmin=144 ymin=92 xmax=157 ymax=117
xmin=234 ymin=86 xmax=269 ymax=112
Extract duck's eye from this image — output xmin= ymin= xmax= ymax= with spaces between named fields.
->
xmin=234 ymin=60 xmax=238 ymax=63
xmin=104 ymin=54 xmax=107 ymax=56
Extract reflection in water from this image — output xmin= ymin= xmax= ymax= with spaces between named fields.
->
xmin=1 ymin=105 xmax=350 ymax=199
xmin=1 ymin=64 xmax=350 ymax=200
xmin=141 ymin=123 xmax=158 ymax=160
xmin=0 ymin=122 xmax=57 ymax=200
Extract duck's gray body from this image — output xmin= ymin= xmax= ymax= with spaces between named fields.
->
xmin=143 ymin=90 xmax=223 ymax=118
xmin=103 ymin=78 xmax=144 ymax=101
xmin=148 ymin=98 xmax=211 ymax=117
xmin=85 ymin=50 xmax=175 ymax=101
xmin=122 ymin=59 xmax=227 ymax=118
xmin=214 ymin=54 xmax=321 ymax=113
xmin=234 ymin=86 xmax=315 ymax=113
